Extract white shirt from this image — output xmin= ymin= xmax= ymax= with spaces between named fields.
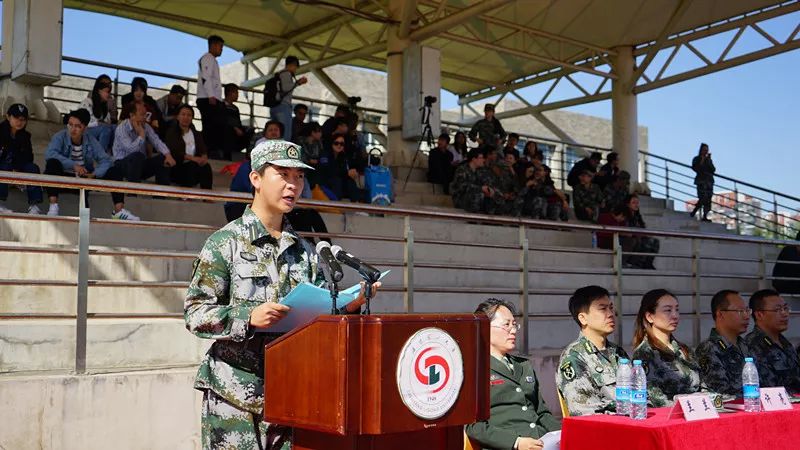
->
xmin=196 ymin=52 xmax=221 ymax=100
xmin=79 ymin=97 xmax=110 ymax=128
xmin=183 ymin=130 xmax=196 ymax=157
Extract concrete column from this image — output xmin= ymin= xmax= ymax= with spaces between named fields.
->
xmin=0 ymin=0 xmax=63 ymax=121
xmin=611 ymin=46 xmax=640 ymax=182
xmin=386 ymin=6 xmax=412 ymax=167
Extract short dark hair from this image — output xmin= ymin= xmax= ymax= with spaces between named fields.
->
xmin=265 ymin=119 xmax=285 ymax=136
xmin=475 ymin=298 xmax=517 ymax=320
xmin=711 ymin=290 xmax=739 ymax=320
xmin=286 ymin=55 xmax=300 ymax=66
xmin=607 ymin=152 xmax=618 ymax=162
xmin=568 ymin=286 xmax=610 ymax=327
xmin=223 ymin=83 xmax=239 ymax=96
xmin=508 ymin=133 xmax=519 ymax=141
xmin=466 ymin=147 xmax=482 ymax=161
xmin=305 ymin=122 xmax=322 ymax=134
xmin=612 ymin=204 xmax=628 ymax=217
xmin=169 ymin=84 xmax=187 ymax=95
xmin=590 ymin=152 xmax=602 ymax=161
xmin=750 ymin=289 xmax=781 ymax=318
xmin=208 ymin=35 xmax=224 ymax=46
xmin=294 ymin=103 xmax=308 ymax=113
xmin=123 ymin=99 xmax=144 ymax=118
xmin=438 ymin=132 xmax=451 ymax=143
xmin=503 ymin=149 xmax=518 ymax=161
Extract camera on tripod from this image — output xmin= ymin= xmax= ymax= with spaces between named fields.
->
xmin=347 ymin=96 xmax=361 ymax=108
xmin=424 ymin=95 xmax=437 ymax=107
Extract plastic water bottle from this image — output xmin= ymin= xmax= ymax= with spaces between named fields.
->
xmin=630 ymin=360 xmax=648 ymax=420
xmin=591 ymin=232 xmax=598 ymax=248
xmin=742 ymin=357 xmax=761 ymax=412
xmin=615 ymin=358 xmax=632 ymax=416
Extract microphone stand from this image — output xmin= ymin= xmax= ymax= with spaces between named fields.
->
xmin=329 ymin=280 xmax=339 ymax=315
xmin=361 ymin=273 xmax=379 ymax=316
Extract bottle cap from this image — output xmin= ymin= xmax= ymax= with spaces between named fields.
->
xmin=620 ymin=358 xmax=630 ymax=364
xmin=745 ymin=357 xmax=754 ymax=363
xmin=633 ymin=359 xmax=642 ymax=365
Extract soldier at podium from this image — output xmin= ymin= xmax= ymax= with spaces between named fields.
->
xmin=466 ymin=299 xmax=561 ymax=450
xmin=185 ymin=140 xmax=378 ymax=450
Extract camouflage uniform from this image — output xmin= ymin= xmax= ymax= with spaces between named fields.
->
xmin=450 ymin=163 xmax=486 ymax=213
xmin=185 ymin=140 xmax=318 ymax=450
xmin=556 ymin=334 xmax=630 ymax=416
xmin=632 ymin=338 xmax=704 ymax=407
xmin=572 ymin=183 xmax=604 ymax=222
xmin=468 ymin=118 xmax=506 ymax=146
xmin=602 ymin=184 xmax=628 ymax=213
xmin=695 ymin=328 xmax=749 ymax=397
xmin=516 ymin=179 xmax=551 ymax=219
xmin=482 ymin=162 xmax=517 ymax=215
xmin=745 ymin=326 xmax=800 ymax=394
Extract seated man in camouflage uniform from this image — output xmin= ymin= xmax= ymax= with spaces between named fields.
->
xmin=487 ymin=151 xmax=521 ymax=216
xmin=573 ymin=170 xmax=604 ymax=222
xmin=696 ymin=290 xmax=751 ymax=397
xmin=557 ymin=286 xmax=629 ymax=416
xmin=451 ymin=147 xmax=492 ymax=214
xmin=601 ymin=171 xmax=630 ymax=213
xmin=185 ymin=140 xmax=379 ymax=450
xmin=477 ymin=148 xmax=510 ymax=215
xmin=745 ymin=289 xmax=800 ymax=394
xmin=468 ymin=103 xmax=506 ymax=147
xmin=516 ymin=165 xmax=550 ymax=219
xmin=466 ymin=298 xmax=561 ymax=450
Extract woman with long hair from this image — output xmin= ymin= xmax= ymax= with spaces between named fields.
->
xmin=632 ymin=289 xmax=704 ymax=407
xmin=79 ymin=76 xmax=115 ymax=152
xmin=452 ymin=131 xmax=468 ymax=162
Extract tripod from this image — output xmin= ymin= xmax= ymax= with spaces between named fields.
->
xmin=403 ymin=103 xmax=435 ymax=191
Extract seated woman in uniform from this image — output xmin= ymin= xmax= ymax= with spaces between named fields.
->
xmin=632 ymin=289 xmax=705 ymax=407
xmin=466 ymin=298 xmax=560 ymax=450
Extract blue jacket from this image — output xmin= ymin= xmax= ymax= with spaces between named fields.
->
xmin=45 ymin=129 xmax=112 ymax=178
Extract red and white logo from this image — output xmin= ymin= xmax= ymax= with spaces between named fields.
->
xmin=396 ymin=328 xmax=464 ymax=420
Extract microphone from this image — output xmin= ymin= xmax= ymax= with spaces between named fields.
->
xmin=315 ymin=241 xmax=344 ymax=282
xmin=331 ymin=245 xmax=381 ymax=282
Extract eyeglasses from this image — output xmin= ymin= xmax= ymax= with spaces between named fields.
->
xmin=333 ymin=141 xmax=345 ymax=146
xmin=721 ymin=308 xmax=752 ymax=317
xmin=491 ymin=322 xmax=521 ymax=332
xmin=756 ymin=305 xmax=792 ymax=314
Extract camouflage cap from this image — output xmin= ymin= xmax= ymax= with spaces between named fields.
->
xmin=250 ymin=139 xmax=314 ymax=171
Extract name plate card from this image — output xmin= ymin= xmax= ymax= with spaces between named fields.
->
xmin=676 ymin=394 xmax=720 ymax=421
xmin=761 ymin=387 xmax=792 ymax=411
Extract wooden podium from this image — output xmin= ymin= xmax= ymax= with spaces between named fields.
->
xmin=264 ymin=314 xmax=490 ymax=450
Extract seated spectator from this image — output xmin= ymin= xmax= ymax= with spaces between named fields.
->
xmin=624 ymin=194 xmax=659 ymax=269
xmin=112 ymin=100 xmax=176 ymax=186
xmin=602 ymin=170 xmax=630 ymax=213
xmin=516 ymin=165 xmax=549 ymax=219
xmin=155 ymin=84 xmax=187 ymax=129
xmin=96 ymin=74 xmax=118 ymax=125
xmin=79 ymin=76 xmax=116 ymax=153
xmin=573 ymin=170 xmax=603 ymax=222
xmin=773 ymin=231 xmax=800 ymax=294
xmin=451 ymin=131 xmax=468 ymax=164
xmin=596 ymin=206 xmax=628 ymax=250
xmin=301 ymin=122 xmax=323 ymax=171
xmin=543 ymin=165 xmax=569 ymax=221
xmin=321 ymin=105 xmax=350 ymax=143
xmin=502 ymin=132 xmax=519 ymax=155
xmin=466 ymin=298 xmax=561 ymax=448
xmin=594 ymin=152 xmax=619 ymax=189
xmin=119 ymin=77 xmax=163 ymax=132
xmin=515 ymin=140 xmax=537 ymax=181
xmin=490 ymin=151 xmax=520 ymax=214
xmin=44 ymin=109 xmax=136 ymax=220
xmin=427 ymin=133 xmax=454 ymax=194
xmin=567 ymin=152 xmax=601 ymax=188
xmin=557 ymin=286 xmax=629 ymax=416
xmin=632 ymin=289 xmax=706 ymax=407
xmin=0 ymin=104 xmax=43 ymax=214
xmin=291 ymin=103 xmax=308 ymax=144
xmin=164 ymin=105 xmax=212 ymax=190
xmin=222 ymin=83 xmax=255 ymax=160
xmin=254 ymin=120 xmax=284 ymax=148
xmin=745 ymin=289 xmax=800 ymax=394
xmin=317 ymin=132 xmax=368 ymax=202
xmin=451 ymin=147 xmax=490 ymax=214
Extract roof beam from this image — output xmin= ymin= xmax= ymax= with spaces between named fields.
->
xmin=76 ymin=0 xmax=286 ymax=43
xmin=397 ymin=0 xmax=419 ymax=39
xmin=631 ymin=0 xmax=693 ymax=86
xmin=408 ymin=0 xmax=513 ymax=41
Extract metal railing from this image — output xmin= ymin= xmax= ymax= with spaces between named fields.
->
xmin=643 ymin=151 xmax=800 ymax=239
xmin=2 ymin=171 xmax=799 ymax=374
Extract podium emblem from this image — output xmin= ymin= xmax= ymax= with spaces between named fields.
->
xmin=396 ymin=327 xmax=464 ymax=420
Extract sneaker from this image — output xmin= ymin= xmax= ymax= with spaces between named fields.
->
xmin=27 ymin=205 xmax=42 ymax=215
xmin=47 ymin=204 xmax=60 ymax=216
xmin=111 ymin=208 xmax=141 ymax=221
xmin=0 ymin=203 xmax=12 ymax=214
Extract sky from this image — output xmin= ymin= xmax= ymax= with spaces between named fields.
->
xmin=2 ymin=8 xmax=798 ymax=201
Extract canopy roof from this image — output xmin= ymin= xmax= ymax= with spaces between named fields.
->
xmin=66 ymin=0 xmax=790 ymax=95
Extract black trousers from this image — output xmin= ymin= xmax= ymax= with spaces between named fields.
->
xmin=197 ymin=98 xmax=225 ymax=157
xmin=114 ymin=152 xmax=171 ymax=185
xmin=171 ymin=161 xmax=213 ymax=189
xmin=44 ymin=158 xmax=125 ymax=205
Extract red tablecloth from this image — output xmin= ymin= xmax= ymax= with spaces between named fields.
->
xmin=561 ymin=404 xmax=800 ymax=450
